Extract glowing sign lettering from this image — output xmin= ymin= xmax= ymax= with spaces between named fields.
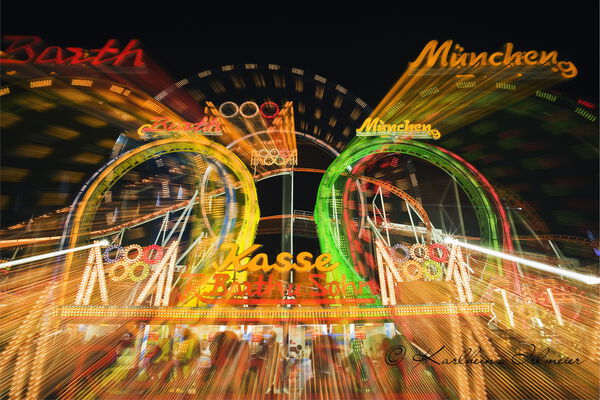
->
xmin=410 ymin=40 xmax=577 ymax=78
xmin=138 ymin=117 xmax=222 ymax=137
xmin=356 ymin=118 xmax=441 ymax=139
xmin=180 ymin=273 xmax=379 ymax=305
xmin=211 ymin=243 xmax=339 ymax=273
xmin=1 ymin=35 xmax=145 ymax=67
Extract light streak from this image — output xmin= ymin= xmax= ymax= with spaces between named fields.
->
xmin=0 ymin=240 xmax=109 ymax=269
xmin=444 ymin=237 xmax=600 ymax=285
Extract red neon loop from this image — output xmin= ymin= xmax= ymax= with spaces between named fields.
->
xmin=428 ymin=243 xmax=449 ymax=263
xmin=259 ymin=101 xmax=279 ymax=119
xmin=142 ymin=244 xmax=164 ymax=264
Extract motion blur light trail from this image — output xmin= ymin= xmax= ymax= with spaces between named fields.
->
xmin=0 ymin=36 xmax=598 ymax=399
xmin=0 ymin=240 xmax=109 ymax=269
xmin=444 ymin=237 xmax=600 ymax=285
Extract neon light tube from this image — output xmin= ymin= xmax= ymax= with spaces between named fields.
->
xmin=444 ymin=237 xmax=600 ymax=285
xmin=0 ymin=240 xmax=109 ymax=269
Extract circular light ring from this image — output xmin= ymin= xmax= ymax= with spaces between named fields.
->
xmin=422 ymin=260 xmax=443 ymax=281
xmin=129 ymin=262 xmax=150 ymax=282
xmin=65 ymin=137 xmax=260 ymax=289
xmin=239 ymin=101 xmax=259 ymax=118
xmin=392 ymin=244 xmax=410 ymax=263
xmin=142 ymin=245 xmax=164 ymax=264
xmin=218 ymin=101 xmax=239 ymax=118
xmin=122 ymin=245 xmax=143 ymax=263
xmin=109 ymin=262 xmax=129 ymax=281
xmin=410 ymin=244 xmax=429 ymax=262
xmin=269 ymin=149 xmax=279 ymax=157
xmin=258 ymin=149 xmax=270 ymax=157
xmin=103 ymin=245 xmax=123 ymax=264
xmin=401 ymin=260 xmax=423 ymax=281
xmin=274 ymin=156 xmax=285 ymax=165
xmin=263 ymin=157 xmax=275 ymax=165
xmin=314 ymin=138 xmax=508 ymax=286
xmin=279 ymin=149 xmax=290 ymax=158
xmin=259 ymin=101 xmax=279 ymax=119
xmin=428 ymin=244 xmax=449 ymax=263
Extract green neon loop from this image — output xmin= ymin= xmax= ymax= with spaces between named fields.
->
xmin=314 ymin=137 xmax=504 ymax=292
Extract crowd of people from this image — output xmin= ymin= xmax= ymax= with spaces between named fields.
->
xmin=64 ymin=327 xmax=440 ymax=398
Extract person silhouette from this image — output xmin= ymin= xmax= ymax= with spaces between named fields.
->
xmin=303 ymin=334 xmax=355 ymax=399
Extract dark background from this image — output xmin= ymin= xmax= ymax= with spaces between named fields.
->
xmin=2 ymin=3 xmax=598 ymax=104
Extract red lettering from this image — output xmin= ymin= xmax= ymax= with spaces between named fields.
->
xmin=262 ymin=275 xmax=284 ymax=297
xmin=308 ymin=274 xmax=330 ymax=296
xmin=1 ymin=35 xmax=42 ymax=64
xmin=64 ymin=47 xmax=95 ymax=64
xmin=251 ymin=275 xmax=268 ymax=296
xmin=90 ymin=39 xmax=121 ymax=65
xmin=2 ymin=37 xmax=144 ymax=67
xmin=286 ymin=283 xmax=300 ymax=297
xmin=35 ymin=46 xmax=65 ymax=64
xmin=196 ymin=117 xmax=210 ymax=129
xmin=206 ymin=118 xmax=221 ymax=132
xmin=112 ymin=39 xmax=145 ymax=67
xmin=230 ymin=280 xmax=250 ymax=296
xmin=151 ymin=119 xmax=169 ymax=131
xmin=204 ymin=274 xmax=230 ymax=296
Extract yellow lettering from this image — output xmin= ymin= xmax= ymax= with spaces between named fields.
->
xmin=539 ymin=50 xmax=558 ymax=65
xmin=468 ymin=52 xmax=488 ymax=67
xmin=274 ymin=252 xmax=293 ymax=272
xmin=422 ymin=124 xmax=432 ymax=131
xmin=211 ymin=243 xmax=261 ymax=272
xmin=503 ymin=43 xmax=522 ymax=66
xmin=137 ymin=123 xmax=152 ymax=135
xmin=489 ymin=52 xmax=503 ymax=66
xmin=245 ymin=253 xmax=272 ymax=272
xmin=409 ymin=40 xmax=452 ymax=68
xmin=314 ymin=253 xmax=338 ymax=272
xmin=293 ymin=252 xmax=314 ymax=272
xmin=213 ymin=245 xmax=340 ymax=273
xmin=523 ymin=50 xmax=538 ymax=65
xmin=556 ymin=61 xmax=577 ymax=78
xmin=408 ymin=41 xmax=577 ymax=79
xmin=356 ymin=118 xmax=380 ymax=133
xmin=450 ymin=51 xmax=467 ymax=67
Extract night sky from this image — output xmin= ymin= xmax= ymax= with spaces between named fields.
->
xmin=2 ymin=3 xmax=598 ymax=104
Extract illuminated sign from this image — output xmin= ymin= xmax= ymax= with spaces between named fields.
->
xmin=1 ymin=35 xmax=145 ymax=67
xmin=410 ymin=40 xmax=577 ymax=78
xmin=180 ymin=272 xmax=378 ymax=305
xmin=211 ymin=243 xmax=338 ymax=273
xmin=177 ymin=244 xmax=379 ymax=305
xmin=356 ymin=118 xmax=441 ymax=139
xmin=138 ymin=117 xmax=222 ymax=137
